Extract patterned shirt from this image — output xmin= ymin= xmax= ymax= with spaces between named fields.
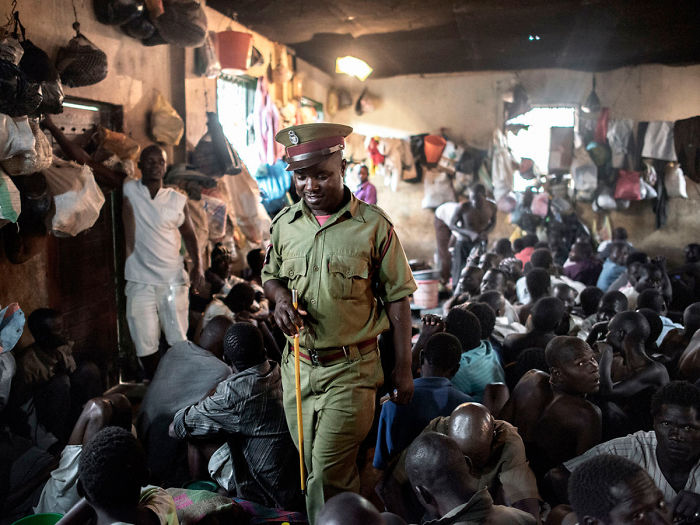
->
xmin=564 ymin=430 xmax=700 ymax=503
xmin=172 ymin=360 xmax=299 ymax=509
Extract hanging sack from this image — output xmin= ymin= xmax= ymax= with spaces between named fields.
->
xmin=1 ymin=118 xmax=51 ymax=175
xmin=56 ymin=22 xmax=108 ymax=87
xmin=614 ymin=170 xmax=642 ymax=201
xmin=98 ymin=126 xmax=140 ymax=160
xmin=0 ymin=36 xmax=23 ymax=65
xmin=596 ymin=187 xmax=619 ymax=211
xmin=195 ymin=31 xmax=221 ymax=78
xmin=0 ymin=59 xmax=42 ymax=117
xmin=153 ymin=0 xmax=207 ymax=48
xmin=42 ymin=156 xmax=105 ymax=236
xmin=0 ymin=115 xmax=35 ymax=160
xmin=421 ymin=167 xmax=455 ymax=209
xmin=639 ymin=179 xmax=657 ymax=200
xmin=491 ymin=129 xmax=515 ymax=201
xmin=438 ymin=141 xmax=464 ymax=174
xmin=664 ymin=163 xmax=688 ymax=199
xmin=120 ymin=13 xmax=157 ymax=40
xmin=0 ymin=167 xmax=21 ymax=226
xmin=151 ymin=92 xmax=184 ymax=145
xmin=530 ymin=192 xmax=549 ymax=218
xmin=93 ymin=0 xmax=144 ymax=25
xmin=570 ymin=146 xmax=597 ymax=201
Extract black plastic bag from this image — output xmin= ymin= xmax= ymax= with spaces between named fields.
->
xmin=93 ymin=0 xmax=144 ymax=25
xmin=36 ymin=79 xmax=65 ymax=115
xmin=19 ymin=40 xmax=59 ymax=82
xmin=154 ymin=0 xmax=207 ymax=48
xmin=0 ymin=59 xmax=42 ymax=117
xmin=56 ymin=25 xmax=108 ymax=87
xmin=120 ymin=13 xmax=156 ymax=40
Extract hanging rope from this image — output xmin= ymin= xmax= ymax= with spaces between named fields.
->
xmin=2 ymin=0 xmax=18 ymax=32
xmin=71 ymin=0 xmax=81 ymax=34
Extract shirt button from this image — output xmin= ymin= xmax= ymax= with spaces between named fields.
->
xmin=289 ymin=270 xmax=294 ymax=276
xmin=311 ymin=299 xmax=316 ymax=304
xmin=314 ymin=265 xmax=319 ymax=271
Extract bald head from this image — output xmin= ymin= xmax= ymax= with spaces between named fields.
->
xmin=545 ymin=336 xmax=590 ymax=369
xmin=447 ymin=403 xmax=494 ymax=469
xmin=531 ymin=296 xmax=565 ymax=332
xmin=609 ymin=311 xmax=651 ymax=343
xmin=684 ymin=303 xmax=700 ymax=334
xmin=198 ymin=316 xmax=233 ymax=359
xmin=317 ymin=492 xmax=383 ymax=525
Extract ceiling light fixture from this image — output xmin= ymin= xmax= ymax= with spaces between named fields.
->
xmin=581 ymin=75 xmax=601 ymax=113
xmin=528 ymin=35 xmax=541 ymax=41
xmin=335 ymin=56 xmax=373 ymax=81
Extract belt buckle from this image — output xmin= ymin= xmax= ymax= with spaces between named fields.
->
xmin=309 ymin=348 xmax=321 ymax=367
xmin=342 ymin=345 xmax=350 ymax=362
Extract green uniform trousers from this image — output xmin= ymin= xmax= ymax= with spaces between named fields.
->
xmin=281 ymin=343 xmax=383 ymax=524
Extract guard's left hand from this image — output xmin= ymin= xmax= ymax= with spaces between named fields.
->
xmin=391 ymin=366 xmax=414 ymax=405
xmin=672 ymin=490 xmax=700 ymax=523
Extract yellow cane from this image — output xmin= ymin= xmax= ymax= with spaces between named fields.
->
xmin=292 ymin=289 xmax=306 ymax=494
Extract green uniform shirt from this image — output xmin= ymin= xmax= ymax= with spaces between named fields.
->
xmin=262 ymin=189 xmax=417 ymax=349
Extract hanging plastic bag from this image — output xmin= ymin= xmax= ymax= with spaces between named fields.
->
xmin=1 ymin=119 xmax=51 ymax=175
xmin=195 ymin=31 xmax=221 ymax=78
xmin=42 ymin=156 xmax=105 ymax=237
xmin=0 ymin=59 xmax=42 ymax=117
xmin=221 ymin=162 xmax=270 ymax=245
xmin=153 ymin=0 xmax=208 ymax=48
xmin=491 ymin=129 xmax=515 ymax=201
xmin=120 ymin=13 xmax=156 ymax=40
xmin=56 ymin=23 xmax=108 ymax=87
xmin=0 ymin=115 xmax=35 ymax=160
xmin=0 ymin=167 xmax=21 ymax=226
xmin=93 ymin=0 xmax=144 ymax=25
xmin=421 ymin=167 xmax=455 ymax=209
xmin=665 ymin=163 xmax=688 ymax=199
xmin=98 ymin=126 xmax=140 ymax=160
xmin=254 ymin=160 xmax=292 ymax=216
xmin=0 ymin=36 xmax=24 ymax=65
xmin=530 ymin=192 xmax=549 ymax=218
xmin=201 ymin=192 xmax=227 ymax=240
xmin=639 ymin=179 xmax=657 ymax=200
xmin=35 ymin=80 xmax=64 ymax=115
xmin=570 ymin=146 xmax=597 ymax=201
xmin=596 ymin=188 xmax=618 ymax=211
xmin=151 ymin=92 xmax=184 ymax=145
xmin=614 ymin=170 xmax=642 ymax=201
xmin=438 ymin=140 xmax=464 ymax=174
xmin=593 ymin=214 xmax=612 ymax=244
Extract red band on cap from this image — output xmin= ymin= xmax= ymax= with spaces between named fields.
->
xmin=287 ymin=136 xmax=345 ymax=157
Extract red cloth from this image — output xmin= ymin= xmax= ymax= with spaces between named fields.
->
xmin=515 ymin=246 xmax=535 ymax=265
xmin=594 ymin=108 xmax=610 ymax=144
xmin=367 ymin=138 xmax=385 ymax=165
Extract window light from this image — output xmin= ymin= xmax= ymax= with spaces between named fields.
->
xmin=335 ymin=56 xmax=373 ymax=81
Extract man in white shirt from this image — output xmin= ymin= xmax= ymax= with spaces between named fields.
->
xmin=123 ymin=145 xmax=204 ymax=377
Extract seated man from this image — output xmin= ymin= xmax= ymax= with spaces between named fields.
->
xmin=478 ymin=290 xmax=526 ymax=344
xmin=596 ymin=227 xmax=633 ymax=260
xmin=659 ymin=302 xmax=700 ymax=363
xmin=518 ymin=268 xmax=551 ymax=325
xmin=564 ymin=241 xmax=602 ymax=287
xmin=548 ymin=381 xmax=700 ymax=522
xmin=480 ymin=269 xmax=519 ymax=324
xmin=501 ymin=337 xmax=601 ymax=478
xmin=138 ymin=316 xmax=233 ymax=485
xmin=596 ymin=241 xmax=630 ymax=292
xmin=76 ymin=426 xmax=178 ymax=525
xmin=597 ymin=311 xmax=670 ymax=436
xmin=582 ymin=290 xmax=630 ymax=344
xmin=374 ymin=332 xmax=472 ymax=471
xmin=502 ymin=297 xmax=565 ymax=366
xmin=516 ymin=248 xmax=584 ymax=305
xmin=637 ymin=289 xmax=683 ymax=347
xmin=11 ymin=308 xmax=102 ymax=445
xmin=405 ymin=432 xmax=535 ymax=524
xmin=317 ymin=491 xmax=405 ymax=525
xmin=464 ymin=301 xmax=502 ymax=362
xmin=568 ymin=454 xmax=672 ymax=525
xmin=446 ymin=308 xmax=505 ymax=401
xmin=170 ymin=322 xmax=301 ymax=510
xmin=443 ymin=266 xmax=484 ymax=313
xmin=552 ymin=283 xmax=579 ymax=336
xmin=679 ymin=326 xmax=700 ymax=380
xmin=244 ymin=248 xmax=266 ymax=288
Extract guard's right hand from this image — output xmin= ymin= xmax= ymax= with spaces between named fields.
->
xmin=273 ymin=291 xmax=307 ymax=337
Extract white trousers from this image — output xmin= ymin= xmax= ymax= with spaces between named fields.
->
xmin=125 ymin=281 xmax=189 ymax=357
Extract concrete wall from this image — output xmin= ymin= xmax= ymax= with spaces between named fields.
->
xmin=331 ymin=65 xmax=700 ymax=265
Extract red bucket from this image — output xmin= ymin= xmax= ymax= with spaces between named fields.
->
xmin=216 ymin=31 xmax=252 ymax=73
xmin=424 ymin=135 xmax=446 ymax=164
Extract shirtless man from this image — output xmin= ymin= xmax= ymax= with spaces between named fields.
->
xmin=449 ymin=184 xmax=497 ymax=290
xmin=503 ymin=297 xmax=565 ymax=365
xmin=501 ymin=336 xmax=601 ymax=478
xmin=597 ymin=311 xmax=670 ymax=436
xmin=679 ymin=329 xmax=700 ymax=381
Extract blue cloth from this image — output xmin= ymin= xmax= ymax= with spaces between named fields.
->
xmin=451 ymin=340 xmax=506 ymax=401
xmin=597 ymin=260 xmax=626 ymax=292
xmin=254 ymin=160 xmax=292 ymax=215
xmin=657 ymin=315 xmax=683 ymax=346
xmin=373 ymin=377 xmax=472 ymax=469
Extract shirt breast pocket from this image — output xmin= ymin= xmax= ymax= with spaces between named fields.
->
xmin=279 ymin=257 xmax=307 ymax=288
xmin=328 ymin=255 xmax=370 ymax=300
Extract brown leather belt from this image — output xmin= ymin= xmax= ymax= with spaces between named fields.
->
xmin=297 ymin=338 xmax=377 ymax=367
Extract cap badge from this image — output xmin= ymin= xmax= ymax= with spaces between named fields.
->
xmin=288 ymin=130 xmax=299 ymax=145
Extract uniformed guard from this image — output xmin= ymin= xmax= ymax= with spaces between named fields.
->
xmin=262 ymin=123 xmax=416 ymax=523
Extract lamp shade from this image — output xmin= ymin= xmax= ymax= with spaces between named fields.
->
xmin=215 ymin=30 xmax=252 ymax=73
xmin=581 ymin=76 xmax=601 ymax=113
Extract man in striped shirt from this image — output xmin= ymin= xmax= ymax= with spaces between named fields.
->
xmin=548 ymin=381 xmax=700 ymax=523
